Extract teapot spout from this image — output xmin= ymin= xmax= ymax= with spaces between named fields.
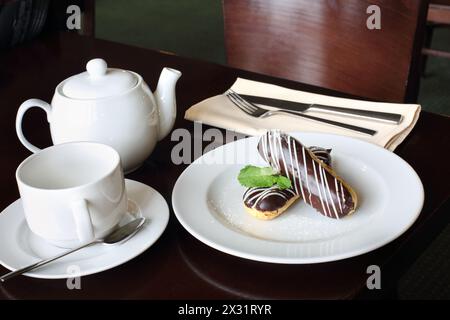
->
xmin=154 ymin=67 xmax=182 ymax=141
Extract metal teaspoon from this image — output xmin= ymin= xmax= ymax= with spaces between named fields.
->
xmin=0 ymin=217 xmax=146 ymax=282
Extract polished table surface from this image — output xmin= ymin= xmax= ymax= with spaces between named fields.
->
xmin=0 ymin=33 xmax=449 ymax=299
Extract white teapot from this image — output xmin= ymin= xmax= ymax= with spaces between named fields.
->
xmin=16 ymin=58 xmax=181 ymax=172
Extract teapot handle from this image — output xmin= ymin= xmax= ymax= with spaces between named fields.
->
xmin=16 ymin=99 xmax=52 ymax=153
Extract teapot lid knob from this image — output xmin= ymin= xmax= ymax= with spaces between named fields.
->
xmin=86 ymin=58 xmax=107 ymax=78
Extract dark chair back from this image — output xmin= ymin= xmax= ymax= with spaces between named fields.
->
xmin=223 ymin=0 xmax=428 ymax=103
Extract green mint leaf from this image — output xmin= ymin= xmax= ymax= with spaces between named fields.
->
xmin=238 ymin=165 xmax=276 ymax=187
xmin=237 ymin=165 xmax=291 ymax=189
xmin=238 ymin=165 xmax=276 ymax=178
xmin=276 ymin=175 xmax=291 ymax=189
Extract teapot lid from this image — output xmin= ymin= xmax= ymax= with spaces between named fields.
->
xmin=61 ymin=59 xmax=138 ymax=99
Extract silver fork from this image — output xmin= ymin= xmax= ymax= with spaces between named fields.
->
xmin=226 ymin=90 xmax=377 ymax=136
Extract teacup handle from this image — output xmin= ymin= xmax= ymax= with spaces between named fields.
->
xmin=71 ymin=199 xmax=95 ymax=244
xmin=16 ymin=99 xmax=52 ymax=153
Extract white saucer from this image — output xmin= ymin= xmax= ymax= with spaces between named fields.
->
xmin=0 ymin=179 xmax=169 ymax=279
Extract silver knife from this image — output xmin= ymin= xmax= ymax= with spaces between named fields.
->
xmin=239 ymin=94 xmax=403 ymax=124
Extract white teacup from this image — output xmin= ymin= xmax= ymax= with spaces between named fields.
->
xmin=16 ymin=142 xmax=128 ymax=248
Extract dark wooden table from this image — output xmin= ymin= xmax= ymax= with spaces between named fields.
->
xmin=0 ymin=32 xmax=449 ymax=299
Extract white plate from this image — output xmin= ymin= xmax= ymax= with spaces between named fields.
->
xmin=172 ymin=132 xmax=424 ymax=264
xmin=0 ymin=179 xmax=169 ymax=279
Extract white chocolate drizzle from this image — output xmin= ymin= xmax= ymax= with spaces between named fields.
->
xmin=243 ymin=186 xmax=296 ymax=209
xmin=312 ymin=159 xmax=328 ymax=216
xmin=257 ymin=130 xmax=351 ymax=219
xmin=302 ymin=145 xmax=313 ymax=204
xmin=335 ymin=177 xmax=343 ymax=214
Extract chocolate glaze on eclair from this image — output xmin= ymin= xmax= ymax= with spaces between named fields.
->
xmin=243 ymin=146 xmax=332 ymax=220
xmin=257 ymin=130 xmax=357 ymax=219
xmin=243 ymin=186 xmax=297 ymax=212
xmin=308 ymin=146 xmax=332 ymax=166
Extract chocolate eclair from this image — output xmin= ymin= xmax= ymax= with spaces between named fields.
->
xmin=257 ymin=130 xmax=357 ymax=219
xmin=243 ymin=146 xmax=332 ymax=220
xmin=308 ymin=146 xmax=332 ymax=166
xmin=243 ymin=186 xmax=299 ymax=220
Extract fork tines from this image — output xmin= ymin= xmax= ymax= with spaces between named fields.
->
xmin=226 ymin=90 xmax=259 ymax=115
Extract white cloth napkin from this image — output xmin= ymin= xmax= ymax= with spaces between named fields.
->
xmin=185 ymin=78 xmax=421 ymax=151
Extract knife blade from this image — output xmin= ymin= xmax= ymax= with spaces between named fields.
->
xmin=239 ymin=94 xmax=403 ymax=124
